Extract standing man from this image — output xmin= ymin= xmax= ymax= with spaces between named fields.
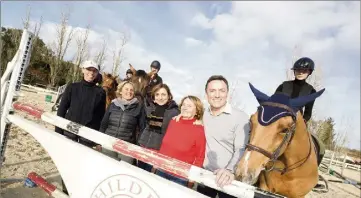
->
xmin=55 ymin=60 xmax=106 ymax=194
xmin=197 ymin=75 xmax=250 ymax=198
xmin=175 ymin=75 xmax=250 ymax=198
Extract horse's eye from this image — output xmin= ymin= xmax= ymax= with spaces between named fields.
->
xmin=280 ymin=128 xmax=288 ymax=134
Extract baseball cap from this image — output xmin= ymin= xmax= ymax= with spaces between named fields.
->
xmin=81 ymin=60 xmax=99 ymax=71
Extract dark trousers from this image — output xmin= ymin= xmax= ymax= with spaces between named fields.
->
xmin=137 ymin=160 xmax=153 ymax=172
xmin=155 ymin=169 xmax=188 ymax=187
xmin=197 ymin=184 xmax=236 ymax=198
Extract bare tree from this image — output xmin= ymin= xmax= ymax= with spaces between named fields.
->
xmin=21 ymin=5 xmax=43 ymax=52
xmin=333 ymin=117 xmax=351 ymax=154
xmin=286 ymin=45 xmax=303 ymax=81
xmin=68 ymin=24 xmax=90 ymax=83
xmin=48 ymin=8 xmax=75 ymax=87
xmin=22 ymin=5 xmax=31 ymax=30
xmin=112 ymin=32 xmax=130 ymax=76
xmin=94 ymin=38 xmax=107 ymax=72
xmin=306 ymin=63 xmax=323 ymax=91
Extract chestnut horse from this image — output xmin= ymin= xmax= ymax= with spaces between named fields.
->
xmin=235 ymin=83 xmax=325 ymax=198
xmin=128 ymin=63 xmax=157 ymax=104
xmin=101 ymin=72 xmax=120 ymax=109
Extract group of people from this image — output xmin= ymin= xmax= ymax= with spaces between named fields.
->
xmin=55 ymin=57 xmax=321 ymax=197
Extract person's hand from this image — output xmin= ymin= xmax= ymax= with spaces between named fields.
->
xmin=214 ymin=169 xmax=235 ymax=188
xmin=187 ymin=180 xmax=195 ymax=188
xmin=95 ymin=145 xmax=102 ymax=152
xmin=172 ymin=114 xmax=182 ymax=122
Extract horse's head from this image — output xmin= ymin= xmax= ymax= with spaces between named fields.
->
xmin=235 ymin=83 xmax=325 ymax=185
xmin=102 ymin=72 xmax=119 ymax=93
xmin=128 ymin=63 xmax=157 ymax=98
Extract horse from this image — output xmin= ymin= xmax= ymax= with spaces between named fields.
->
xmin=235 ymin=83 xmax=325 ymax=198
xmin=127 ymin=63 xmax=157 ymax=105
xmin=101 ymin=72 xmax=120 ymax=109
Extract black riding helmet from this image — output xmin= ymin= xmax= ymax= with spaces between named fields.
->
xmin=150 ymin=60 xmax=161 ymax=71
xmin=292 ymin=57 xmax=315 ymax=74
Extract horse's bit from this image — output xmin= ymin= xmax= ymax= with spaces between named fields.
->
xmin=245 ymin=101 xmax=312 ymax=175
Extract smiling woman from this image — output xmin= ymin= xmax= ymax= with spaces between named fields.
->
xmin=156 ymin=95 xmax=206 ymax=188
xmin=99 ymin=81 xmax=147 ymax=164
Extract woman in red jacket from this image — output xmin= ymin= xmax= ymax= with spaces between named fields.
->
xmin=156 ymin=95 xmax=206 ymax=187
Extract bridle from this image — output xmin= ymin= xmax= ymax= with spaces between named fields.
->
xmin=245 ymin=101 xmax=312 ymax=175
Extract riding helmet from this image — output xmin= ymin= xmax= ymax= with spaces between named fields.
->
xmin=150 ymin=60 xmax=161 ymax=71
xmin=292 ymin=57 xmax=315 ymax=74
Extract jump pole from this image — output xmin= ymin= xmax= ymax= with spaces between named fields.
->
xmin=12 ymin=102 xmax=285 ymax=198
xmin=27 ymin=172 xmax=69 ymax=198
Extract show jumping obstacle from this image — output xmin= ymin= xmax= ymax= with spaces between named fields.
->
xmin=0 ymin=29 xmax=285 ymax=198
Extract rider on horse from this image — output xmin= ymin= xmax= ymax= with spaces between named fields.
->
xmin=146 ymin=60 xmax=163 ymax=97
xmin=275 ymin=57 xmax=317 ymax=122
xmin=124 ymin=69 xmax=133 ymax=81
xmin=275 ymin=57 xmax=325 ymax=188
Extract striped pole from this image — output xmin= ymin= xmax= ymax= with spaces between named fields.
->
xmin=13 ymin=102 xmax=285 ymax=198
xmin=27 ymin=172 xmax=69 ymax=198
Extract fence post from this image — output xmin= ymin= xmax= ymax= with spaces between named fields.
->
xmin=341 ymin=153 xmax=347 ymax=177
xmin=327 ymin=151 xmax=335 ymax=174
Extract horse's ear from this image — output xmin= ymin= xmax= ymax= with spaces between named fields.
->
xmin=129 ymin=63 xmax=136 ymax=75
xmin=148 ymin=70 xmax=157 ymax=77
xmin=249 ymin=82 xmax=269 ymax=104
xmin=102 ymin=72 xmax=106 ymax=76
xmin=290 ymin=88 xmax=325 ymax=110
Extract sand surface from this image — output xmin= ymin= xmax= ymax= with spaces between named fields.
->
xmin=0 ymin=89 xmax=360 ymax=198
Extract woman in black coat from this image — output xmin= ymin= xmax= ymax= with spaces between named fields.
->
xmin=99 ymin=81 xmax=146 ymax=164
xmin=137 ymin=83 xmax=180 ymax=172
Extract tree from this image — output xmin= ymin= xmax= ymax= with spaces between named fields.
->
xmin=316 ymin=117 xmax=336 ymax=150
xmin=112 ymin=32 xmax=130 ymax=76
xmin=94 ymin=38 xmax=107 ymax=72
xmin=48 ymin=8 xmax=75 ymax=87
xmin=67 ymin=24 xmax=90 ymax=83
xmin=20 ymin=5 xmax=47 ymax=85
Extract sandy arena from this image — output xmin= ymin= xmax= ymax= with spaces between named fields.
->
xmin=0 ymin=89 xmax=360 ymax=198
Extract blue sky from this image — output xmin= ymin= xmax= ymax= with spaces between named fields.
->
xmin=2 ymin=1 xmax=360 ymax=150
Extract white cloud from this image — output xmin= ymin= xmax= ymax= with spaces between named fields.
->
xmin=190 ymin=13 xmax=212 ymax=29
xmin=184 ymin=37 xmax=204 ymax=47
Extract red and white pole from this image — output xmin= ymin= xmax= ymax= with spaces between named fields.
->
xmin=13 ymin=102 xmax=284 ymax=198
xmin=27 ymin=172 xmax=69 ymax=198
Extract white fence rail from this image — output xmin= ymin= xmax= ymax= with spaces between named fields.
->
xmin=322 ymin=150 xmax=361 ymax=172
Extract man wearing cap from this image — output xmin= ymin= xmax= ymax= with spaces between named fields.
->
xmin=55 ymin=60 xmax=106 ymax=194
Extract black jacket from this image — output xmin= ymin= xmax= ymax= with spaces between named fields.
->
xmin=145 ymin=74 xmax=163 ymax=97
xmin=99 ymin=98 xmax=146 ymax=143
xmin=275 ymin=79 xmax=316 ymax=121
xmin=137 ymin=100 xmax=179 ymax=150
xmin=55 ymin=79 xmax=106 ymax=146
